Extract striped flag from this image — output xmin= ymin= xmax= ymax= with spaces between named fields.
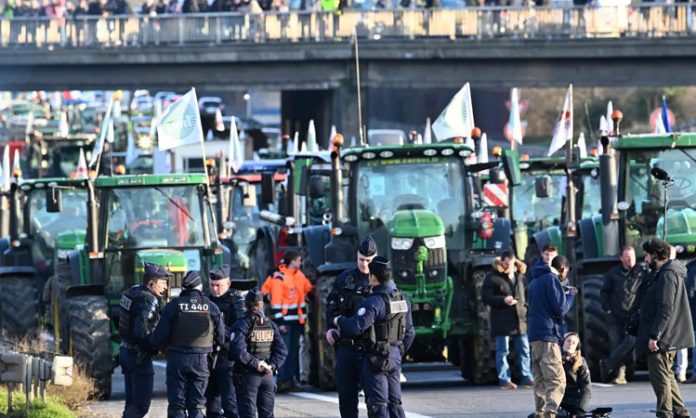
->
xmin=548 ymin=85 xmax=573 ymax=157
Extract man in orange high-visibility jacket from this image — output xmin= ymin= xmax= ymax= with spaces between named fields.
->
xmin=261 ymin=250 xmax=313 ymax=392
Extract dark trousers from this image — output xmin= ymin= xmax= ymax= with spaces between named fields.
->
xmin=336 ymin=345 xmax=363 ymax=418
xmin=361 ymin=349 xmax=405 ymax=418
xmin=237 ymin=370 xmax=275 ymax=418
xmin=166 ymin=352 xmax=211 ymax=418
xmin=277 ymin=322 xmax=302 ymax=383
xmin=120 ymin=347 xmax=154 ymax=418
xmin=647 ymin=350 xmax=690 ymax=418
xmin=205 ymin=355 xmax=238 ymax=418
xmin=605 ymin=315 xmax=636 ymax=375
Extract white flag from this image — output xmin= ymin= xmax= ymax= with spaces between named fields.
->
xmin=328 ymin=125 xmax=336 ymax=151
xmin=76 ymin=148 xmax=88 ymax=179
xmin=548 ymin=85 xmax=573 ymax=157
xmin=307 ymin=120 xmax=317 ymax=152
xmin=577 ymin=132 xmax=588 ymax=160
xmin=423 ymin=118 xmax=432 ymax=144
xmin=59 ymin=111 xmax=69 ymax=137
xmin=89 ymin=99 xmax=114 ymax=167
xmin=478 ymin=133 xmax=489 ymax=164
xmin=655 ymin=113 xmax=667 ymax=134
xmin=157 ymin=88 xmax=204 ymax=151
xmin=432 ymin=83 xmax=475 ymax=141
xmin=289 ymin=131 xmax=299 ymax=155
xmin=106 ymin=118 xmax=115 ymax=144
xmin=606 ymin=101 xmax=614 ymax=135
xmin=228 ymin=117 xmax=245 ymax=174
xmin=509 ymin=88 xmax=523 ymax=145
xmin=125 ymin=131 xmax=139 ymax=165
xmin=1 ymin=146 xmax=10 ymax=192
xmin=12 ymin=149 xmax=21 ymax=181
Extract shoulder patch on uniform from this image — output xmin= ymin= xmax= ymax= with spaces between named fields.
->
xmin=357 ymin=307 xmax=366 ymax=316
xmin=120 ymin=295 xmax=132 ymax=311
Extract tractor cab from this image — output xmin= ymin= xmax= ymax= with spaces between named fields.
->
xmin=26 ymin=133 xmax=97 ymax=178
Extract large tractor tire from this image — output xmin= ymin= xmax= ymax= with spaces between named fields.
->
xmin=0 ymin=275 xmax=38 ymax=339
xmin=310 ymin=274 xmax=338 ymax=391
xmin=67 ymin=295 xmax=113 ymax=399
xmin=43 ymin=262 xmax=73 ymax=353
xmin=460 ymin=269 xmax=496 ymax=384
xmin=581 ymin=275 xmax=610 ymax=376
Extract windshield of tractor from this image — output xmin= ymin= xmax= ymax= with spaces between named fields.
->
xmin=581 ymin=174 xmax=602 ymax=218
xmin=513 ymin=171 xmax=564 ymax=231
xmin=105 ymin=185 xmax=206 ymax=249
xmin=53 ymin=145 xmax=89 ymax=178
xmin=27 ymin=188 xmax=87 ymax=260
xmin=355 ymin=157 xmax=466 ymax=253
xmin=623 ymin=148 xmax=696 ymax=252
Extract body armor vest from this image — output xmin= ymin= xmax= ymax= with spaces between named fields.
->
xmin=119 ymin=286 xmax=157 ymax=343
xmin=246 ymin=314 xmax=274 ymax=359
xmin=171 ymin=292 xmax=214 ymax=348
xmin=368 ymin=290 xmax=408 ymax=349
xmin=339 ymin=273 xmax=370 ymax=317
xmin=211 ymin=291 xmax=239 ymax=328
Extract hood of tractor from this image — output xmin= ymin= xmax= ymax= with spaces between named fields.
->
xmin=55 ymin=230 xmax=86 ymax=251
xmin=135 ymin=249 xmax=189 ymax=297
xmin=388 ymin=209 xmax=445 ymax=238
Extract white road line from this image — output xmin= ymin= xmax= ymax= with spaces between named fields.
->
xmin=291 ymin=392 xmax=433 ymax=418
xmin=592 ymin=382 xmax=613 ymax=388
xmin=153 ymin=360 xmax=167 ymax=368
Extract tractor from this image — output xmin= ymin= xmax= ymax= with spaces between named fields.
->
xmin=0 ymin=177 xmax=87 ymax=338
xmin=297 ymin=136 xmax=520 ymax=389
xmin=44 ymin=173 xmax=227 ymax=397
xmin=24 ymin=133 xmax=97 ymax=178
xmin=571 ymin=119 xmax=696 ymax=375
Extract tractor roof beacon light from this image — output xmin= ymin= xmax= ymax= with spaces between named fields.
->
xmin=611 ymin=110 xmax=623 ymax=137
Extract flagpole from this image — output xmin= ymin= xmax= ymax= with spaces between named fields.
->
xmin=353 ymin=28 xmax=364 ymax=146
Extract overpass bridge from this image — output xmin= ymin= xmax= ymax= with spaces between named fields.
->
xmin=1 ymin=5 xmax=695 ymax=140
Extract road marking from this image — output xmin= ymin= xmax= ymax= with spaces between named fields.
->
xmin=592 ymin=382 xmax=613 ymax=388
xmin=153 ymin=360 xmax=167 ymax=368
xmin=291 ymin=392 xmax=433 ymax=418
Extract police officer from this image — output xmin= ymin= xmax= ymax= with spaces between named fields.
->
xmin=119 ymin=261 xmax=172 ymax=418
xmin=206 ymin=265 xmax=246 ymax=418
xmin=151 ymin=271 xmax=225 ymax=418
xmin=231 ymin=288 xmax=288 ymax=418
xmin=334 ymin=257 xmax=415 ymax=418
xmin=325 ymin=236 xmax=377 ymax=418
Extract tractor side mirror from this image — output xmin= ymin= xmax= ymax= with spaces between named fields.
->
xmin=501 ymin=149 xmax=522 ymax=186
xmin=298 ymin=166 xmax=309 ymax=197
xmin=242 ymin=184 xmax=257 ymax=208
xmin=46 ymin=186 xmax=62 ymax=213
xmin=261 ymin=173 xmax=275 ymax=205
xmin=535 ymin=176 xmax=551 ymax=199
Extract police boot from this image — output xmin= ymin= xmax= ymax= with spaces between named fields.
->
xmin=612 ymin=365 xmax=627 ymax=385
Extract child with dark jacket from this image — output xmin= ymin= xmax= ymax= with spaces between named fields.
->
xmin=560 ymin=332 xmax=592 ymax=418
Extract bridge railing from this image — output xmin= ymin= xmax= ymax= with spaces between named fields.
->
xmin=0 ymin=5 xmax=694 ymax=48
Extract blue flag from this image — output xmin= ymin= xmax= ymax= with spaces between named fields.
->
xmin=661 ymin=96 xmax=672 ymax=133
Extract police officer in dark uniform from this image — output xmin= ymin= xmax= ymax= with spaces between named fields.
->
xmin=231 ymin=288 xmax=288 ymax=418
xmin=325 ymin=236 xmax=377 ymax=418
xmin=119 ymin=261 xmax=172 ymax=418
xmin=334 ymin=257 xmax=415 ymax=418
xmin=206 ymin=265 xmax=246 ymax=418
xmin=151 ymin=271 xmax=225 ymax=418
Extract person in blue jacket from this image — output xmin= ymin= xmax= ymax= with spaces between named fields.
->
xmin=231 ymin=288 xmax=288 ymax=418
xmin=527 ymin=255 xmax=576 ymax=418
xmin=527 ymin=244 xmax=559 ymax=285
xmin=333 ymin=256 xmax=415 ymax=418
xmin=151 ymin=271 xmax=226 ymax=418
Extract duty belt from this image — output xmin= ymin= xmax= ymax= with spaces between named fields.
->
xmin=121 ymin=341 xmax=142 ymax=351
xmin=337 ymin=336 xmax=365 ymax=349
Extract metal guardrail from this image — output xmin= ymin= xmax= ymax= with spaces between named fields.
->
xmin=0 ymin=5 xmax=694 ymax=48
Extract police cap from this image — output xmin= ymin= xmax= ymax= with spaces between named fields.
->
xmin=368 ymin=256 xmax=391 ymax=281
xmin=245 ymin=288 xmax=263 ymax=304
xmin=182 ymin=270 xmax=202 ymax=289
xmin=209 ymin=265 xmax=231 ymax=281
xmin=359 ymin=236 xmax=377 ymax=257
xmin=143 ymin=262 xmax=173 ymax=282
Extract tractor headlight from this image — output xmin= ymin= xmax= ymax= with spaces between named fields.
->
xmin=391 ymin=238 xmax=414 ymax=250
xmin=423 ymin=235 xmax=446 ymax=249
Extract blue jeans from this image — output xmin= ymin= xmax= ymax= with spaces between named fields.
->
xmin=495 ymin=334 xmax=533 ymax=384
xmin=277 ymin=321 xmax=303 ymax=384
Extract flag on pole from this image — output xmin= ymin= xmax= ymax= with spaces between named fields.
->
xmin=1 ymin=146 xmax=10 ymax=192
xmin=478 ymin=133 xmax=489 ymax=164
xmin=655 ymin=113 xmax=667 ymax=134
xmin=423 ymin=118 xmax=432 ymax=144
xmin=59 ymin=111 xmax=69 ymax=137
xmin=157 ymin=88 xmax=204 ymax=151
xmin=432 ymin=83 xmax=475 ymax=141
xmin=76 ymin=149 xmax=88 ymax=179
xmin=106 ymin=118 xmax=115 ymax=144
xmin=89 ymin=98 xmax=114 ymax=167
xmin=661 ymin=96 xmax=672 ymax=133
xmin=228 ymin=117 xmax=245 ymax=174
xmin=290 ymin=131 xmax=299 ymax=155
xmin=12 ymin=149 xmax=21 ymax=181
xmin=509 ymin=88 xmax=523 ymax=145
xmin=307 ymin=120 xmax=317 ymax=152
xmin=548 ymin=85 xmax=573 ymax=157
xmin=605 ymin=101 xmax=614 ymax=135
xmin=214 ymin=108 xmax=225 ymax=132
xmin=577 ymin=132 xmax=588 ymax=160
xmin=328 ymin=124 xmax=336 ymax=151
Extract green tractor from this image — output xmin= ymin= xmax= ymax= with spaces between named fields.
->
xmin=44 ymin=173 xmax=227 ymax=397
xmin=25 ymin=133 xmax=97 ymax=178
xmin=0 ymin=178 xmax=87 ymax=338
xmin=574 ymin=127 xmax=696 ymax=375
xmin=301 ymin=138 xmax=519 ymax=389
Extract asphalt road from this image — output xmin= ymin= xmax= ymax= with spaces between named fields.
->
xmin=82 ymin=363 xmax=696 ymax=418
